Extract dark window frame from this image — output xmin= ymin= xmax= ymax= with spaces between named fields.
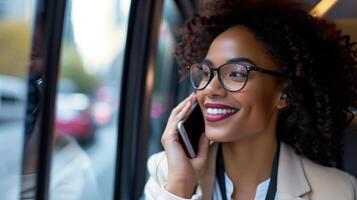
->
xmin=31 ymin=0 xmax=67 ymax=199
xmin=115 ymin=0 xmax=194 ymax=199
xmin=114 ymin=0 xmax=164 ymax=199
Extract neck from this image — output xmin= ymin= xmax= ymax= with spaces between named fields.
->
xmin=222 ymin=130 xmax=278 ymax=197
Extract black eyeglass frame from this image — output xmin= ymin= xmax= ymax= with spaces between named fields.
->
xmin=188 ymin=61 xmax=287 ymax=92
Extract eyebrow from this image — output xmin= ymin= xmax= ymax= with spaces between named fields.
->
xmin=202 ymin=57 xmax=257 ymax=66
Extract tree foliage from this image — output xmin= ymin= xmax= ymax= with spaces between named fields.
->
xmin=0 ymin=22 xmax=31 ymax=77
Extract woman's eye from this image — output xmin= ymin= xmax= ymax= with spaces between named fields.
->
xmin=229 ymin=71 xmax=246 ymax=79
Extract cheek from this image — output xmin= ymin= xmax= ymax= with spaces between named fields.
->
xmin=249 ymin=89 xmax=277 ymax=110
xmin=238 ymin=84 xmax=280 ymax=129
xmin=244 ymin=77 xmax=280 ymax=107
xmin=196 ymin=90 xmax=205 ymax=107
xmin=195 ymin=80 xmax=280 ymax=141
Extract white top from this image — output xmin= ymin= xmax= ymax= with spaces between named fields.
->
xmin=161 ymin=172 xmax=278 ymax=200
xmin=212 ymin=172 xmax=278 ymax=200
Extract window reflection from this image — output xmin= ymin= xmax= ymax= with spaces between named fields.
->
xmin=0 ymin=0 xmax=36 ymax=199
xmin=140 ymin=1 xmax=186 ymax=198
xmin=21 ymin=1 xmax=45 ymax=199
xmin=50 ymin=0 xmax=131 ymax=199
xmin=147 ymin=0 xmax=183 ymax=157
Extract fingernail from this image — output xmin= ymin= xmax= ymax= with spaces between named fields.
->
xmin=186 ymin=100 xmax=191 ymax=106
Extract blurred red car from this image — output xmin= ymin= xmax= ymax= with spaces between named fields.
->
xmin=92 ymin=86 xmax=116 ymax=126
xmin=55 ymin=92 xmax=96 ymax=143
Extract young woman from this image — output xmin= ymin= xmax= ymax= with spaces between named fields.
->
xmin=145 ymin=0 xmax=357 ymax=199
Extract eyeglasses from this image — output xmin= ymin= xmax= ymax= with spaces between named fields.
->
xmin=189 ymin=60 xmax=286 ymax=92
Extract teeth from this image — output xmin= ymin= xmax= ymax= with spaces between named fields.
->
xmin=207 ymin=108 xmax=238 ymax=115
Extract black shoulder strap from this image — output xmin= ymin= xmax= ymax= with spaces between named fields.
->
xmin=216 ymin=143 xmax=228 ymax=200
xmin=216 ymin=143 xmax=280 ymax=200
xmin=265 ymin=143 xmax=280 ymax=200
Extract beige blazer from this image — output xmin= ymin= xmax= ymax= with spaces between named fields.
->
xmin=144 ymin=143 xmax=357 ymax=200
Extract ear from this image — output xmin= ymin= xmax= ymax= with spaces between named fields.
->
xmin=276 ymin=93 xmax=288 ymax=109
xmin=276 ymin=80 xmax=289 ymax=109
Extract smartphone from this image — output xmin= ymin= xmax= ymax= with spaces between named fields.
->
xmin=177 ymin=103 xmax=205 ymax=158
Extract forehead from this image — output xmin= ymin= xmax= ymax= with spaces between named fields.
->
xmin=205 ymin=26 xmax=279 ymax=70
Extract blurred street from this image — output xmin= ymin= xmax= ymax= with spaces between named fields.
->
xmin=0 ymin=120 xmax=117 ymax=200
xmin=0 ymin=121 xmax=24 ymax=200
xmin=84 ymin=122 xmax=117 ymax=200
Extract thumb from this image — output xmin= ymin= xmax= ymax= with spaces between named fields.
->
xmin=195 ymin=133 xmax=209 ymax=160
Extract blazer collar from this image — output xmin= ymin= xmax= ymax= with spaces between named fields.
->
xmin=277 ymin=143 xmax=311 ymax=199
xmin=198 ymin=143 xmax=311 ymax=200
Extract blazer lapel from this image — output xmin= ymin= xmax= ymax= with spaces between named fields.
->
xmin=198 ymin=142 xmax=312 ymax=200
xmin=277 ymin=143 xmax=311 ymax=200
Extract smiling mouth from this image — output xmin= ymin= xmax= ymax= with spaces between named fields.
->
xmin=204 ymin=104 xmax=239 ymax=122
xmin=207 ymin=108 xmax=238 ymax=115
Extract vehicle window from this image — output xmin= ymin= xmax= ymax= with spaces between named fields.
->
xmin=49 ymin=0 xmax=130 ymax=199
xmin=147 ymin=0 xmax=183 ymax=158
xmin=0 ymin=0 xmax=36 ymax=199
xmin=138 ymin=1 xmax=183 ymax=198
xmin=141 ymin=1 xmax=194 ymax=197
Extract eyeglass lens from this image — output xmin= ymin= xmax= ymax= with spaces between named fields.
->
xmin=190 ymin=63 xmax=248 ymax=91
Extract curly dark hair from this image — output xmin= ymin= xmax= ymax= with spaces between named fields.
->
xmin=174 ymin=0 xmax=357 ymax=167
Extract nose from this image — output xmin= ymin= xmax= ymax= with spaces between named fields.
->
xmin=204 ymin=72 xmax=226 ymax=97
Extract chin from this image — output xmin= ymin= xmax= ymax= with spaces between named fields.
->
xmin=205 ymin=126 xmax=251 ymax=143
xmin=204 ymin=128 xmax=235 ymax=142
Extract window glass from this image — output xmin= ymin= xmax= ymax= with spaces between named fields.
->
xmin=140 ymin=1 xmax=184 ymax=197
xmin=0 ymin=0 xmax=36 ymax=199
xmin=147 ymin=0 xmax=183 ymax=158
xmin=49 ymin=0 xmax=130 ymax=199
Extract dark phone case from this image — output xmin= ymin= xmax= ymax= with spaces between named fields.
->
xmin=179 ymin=104 xmax=205 ymax=157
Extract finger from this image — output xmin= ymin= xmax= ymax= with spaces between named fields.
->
xmin=172 ymin=92 xmax=195 ymax=114
xmin=195 ymin=133 xmax=209 ymax=160
xmin=162 ymin=100 xmax=193 ymax=144
xmin=176 ymin=100 xmax=193 ymax=122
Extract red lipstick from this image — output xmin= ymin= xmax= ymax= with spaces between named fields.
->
xmin=204 ymin=103 xmax=239 ymax=122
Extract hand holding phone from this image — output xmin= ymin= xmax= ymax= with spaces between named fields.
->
xmin=161 ymin=94 xmax=210 ymax=197
xmin=177 ymin=103 xmax=205 ymax=158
